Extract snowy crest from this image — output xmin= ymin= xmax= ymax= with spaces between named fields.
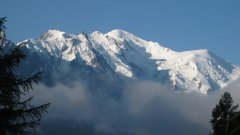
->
xmin=18 ymin=29 xmax=240 ymax=94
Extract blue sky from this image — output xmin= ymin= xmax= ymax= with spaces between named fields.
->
xmin=1 ymin=0 xmax=240 ymax=64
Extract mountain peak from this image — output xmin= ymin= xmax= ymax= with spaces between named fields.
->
xmin=107 ymin=29 xmax=131 ymax=36
xmin=47 ymin=29 xmax=64 ymax=34
xmin=41 ymin=29 xmax=74 ymax=40
xmin=106 ymin=29 xmax=137 ymax=40
xmin=91 ymin=31 xmax=103 ymax=35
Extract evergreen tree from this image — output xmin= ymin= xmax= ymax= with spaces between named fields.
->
xmin=0 ymin=17 xmax=50 ymax=135
xmin=0 ymin=17 xmax=6 ymax=44
xmin=210 ymin=92 xmax=239 ymax=135
xmin=225 ymin=111 xmax=240 ymax=135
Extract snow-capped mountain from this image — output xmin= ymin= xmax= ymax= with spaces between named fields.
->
xmin=16 ymin=29 xmax=240 ymax=94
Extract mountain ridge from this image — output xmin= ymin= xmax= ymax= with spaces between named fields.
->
xmin=16 ymin=29 xmax=240 ymax=94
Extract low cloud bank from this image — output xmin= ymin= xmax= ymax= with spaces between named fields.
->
xmin=30 ymin=79 xmax=240 ymax=135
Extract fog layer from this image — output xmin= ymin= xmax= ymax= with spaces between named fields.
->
xmin=31 ymin=80 xmax=240 ymax=135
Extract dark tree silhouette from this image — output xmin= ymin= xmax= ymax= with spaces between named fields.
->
xmin=0 ymin=17 xmax=50 ymax=135
xmin=0 ymin=17 xmax=6 ymax=44
xmin=210 ymin=92 xmax=240 ymax=135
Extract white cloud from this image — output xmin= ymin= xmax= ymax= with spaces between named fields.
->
xmin=30 ymin=79 xmax=240 ymax=135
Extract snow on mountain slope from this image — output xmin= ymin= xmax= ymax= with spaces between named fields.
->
xmin=17 ymin=29 xmax=240 ymax=94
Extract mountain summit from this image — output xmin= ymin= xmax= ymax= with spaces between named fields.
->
xmin=17 ymin=29 xmax=240 ymax=94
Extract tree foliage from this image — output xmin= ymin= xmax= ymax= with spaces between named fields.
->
xmin=210 ymin=92 xmax=240 ymax=135
xmin=0 ymin=17 xmax=6 ymax=44
xmin=0 ymin=17 xmax=50 ymax=135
